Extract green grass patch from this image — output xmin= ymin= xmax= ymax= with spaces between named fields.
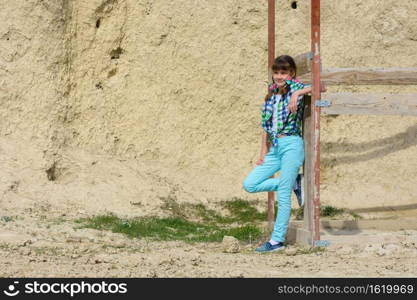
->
xmin=192 ymin=203 xmax=231 ymax=224
xmin=75 ymin=198 xmax=360 ymax=244
xmin=320 ymin=205 xmax=362 ymax=220
xmin=0 ymin=216 xmax=14 ymax=222
xmin=320 ymin=205 xmax=345 ymax=217
xmin=348 ymin=211 xmax=362 ymax=220
xmin=76 ymin=213 xmax=262 ymax=243
xmin=160 ymin=196 xmax=267 ymax=225
xmin=291 ymin=205 xmax=362 ymax=220
xmin=221 ymin=198 xmax=267 ymax=223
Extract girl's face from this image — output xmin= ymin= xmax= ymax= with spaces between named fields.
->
xmin=272 ymin=69 xmax=293 ymax=86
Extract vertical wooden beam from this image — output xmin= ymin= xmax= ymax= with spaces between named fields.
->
xmin=311 ymin=0 xmax=321 ymax=244
xmin=267 ymin=0 xmax=275 ymax=230
xmin=268 ymin=0 xmax=275 ymax=75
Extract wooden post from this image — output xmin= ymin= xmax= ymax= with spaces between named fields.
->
xmin=298 ymin=0 xmax=322 ymax=247
xmin=268 ymin=0 xmax=275 ymax=74
xmin=301 ymin=95 xmax=313 ymax=245
xmin=311 ymin=0 xmax=321 ymax=244
xmin=267 ymin=0 xmax=276 ymax=230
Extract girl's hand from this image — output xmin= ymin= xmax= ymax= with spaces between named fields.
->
xmin=256 ymin=155 xmax=265 ymax=165
xmin=288 ymin=93 xmax=299 ymax=114
xmin=256 ymin=148 xmax=268 ymax=165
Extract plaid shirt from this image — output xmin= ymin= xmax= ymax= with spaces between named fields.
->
xmin=261 ymin=78 xmax=310 ymax=146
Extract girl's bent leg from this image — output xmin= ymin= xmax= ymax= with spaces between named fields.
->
xmin=243 ymin=147 xmax=281 ymax=193
xmin=271 ymin=138 xmax=304 ymax=243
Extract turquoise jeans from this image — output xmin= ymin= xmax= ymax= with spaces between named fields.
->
xmin=243 ymin=135 xmax=304 ymax=242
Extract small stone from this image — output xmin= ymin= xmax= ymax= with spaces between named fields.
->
xmin=221 ymin=236 xmax=240 ymax=253
xmin=383 ymin=243 xmax=401 ymax=252
xmin=20 ymin=240 xmax=32 ymax=247
xmin=66 ymin=237 xmax=82 ymax=243
xmin=112 ymin=240 xmax=127 ymax=248
xmin=339 ymin=246 xmax=352 ymax=255
xmin=22 ymin=249 xmax=32 ymax=256
xmin=285 ymin=248 xmax=298 ymax=256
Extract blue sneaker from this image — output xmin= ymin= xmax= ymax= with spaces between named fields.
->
xmin=255 ymin=242 xmax=285 ymax=253
xmin=293 ymin=174 xmax=304 ymax=207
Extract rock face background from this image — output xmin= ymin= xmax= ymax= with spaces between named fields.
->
xmin=1 ymin=0 xmax=417 ymax=217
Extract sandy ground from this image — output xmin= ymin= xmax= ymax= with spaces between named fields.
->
xmin=1 ymin=214 xmax=417 ymax=278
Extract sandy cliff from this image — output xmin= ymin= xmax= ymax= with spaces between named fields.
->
xmin=1 ymin=0 xmax=416 ymax=218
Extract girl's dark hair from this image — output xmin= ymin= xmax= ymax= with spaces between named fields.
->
xmin=272 ymin=55 xmax=297 ymax=77
xmin=264 ymin=55 xmax=297 ymax=101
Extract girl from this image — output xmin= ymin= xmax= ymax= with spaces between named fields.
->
xmin=243 ymin=55 xmax=312 ymax=253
